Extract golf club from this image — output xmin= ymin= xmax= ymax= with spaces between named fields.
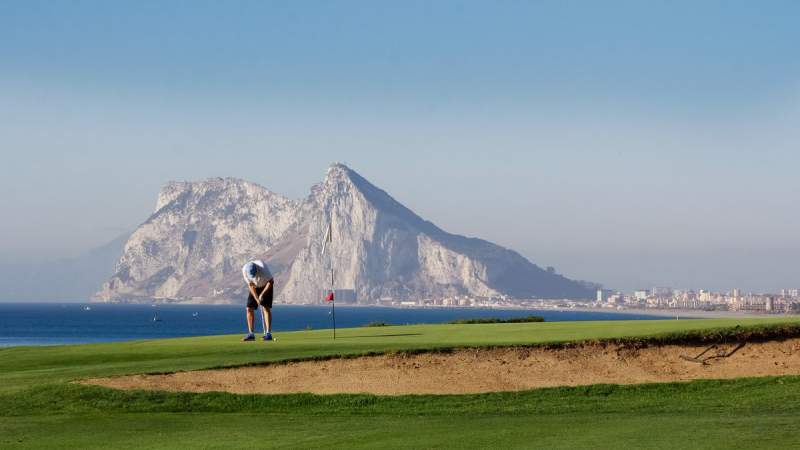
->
xmin=260 ymin=307 xmax=266 ymax=335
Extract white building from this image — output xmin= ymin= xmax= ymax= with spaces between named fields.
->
xmin=651 ymin=287 xmax=673 ymax=297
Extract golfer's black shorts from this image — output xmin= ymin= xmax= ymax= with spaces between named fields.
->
xmin=247 ymin=284 xmax=273 ymax=309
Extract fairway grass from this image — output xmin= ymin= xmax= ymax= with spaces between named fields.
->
xmin=3 ymin=317 xmax=800 ymax=448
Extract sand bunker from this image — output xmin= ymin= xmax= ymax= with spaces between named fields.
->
xmin=85 ymin=338 xmax=800 ymax=395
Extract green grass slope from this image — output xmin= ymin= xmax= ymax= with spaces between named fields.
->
xmin=2 ymin=317 xmax=800 ymax=449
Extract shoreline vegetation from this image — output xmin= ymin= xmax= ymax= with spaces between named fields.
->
xmin=446 ymin=316 xmax=545 ymax=324
xmin=365 ymin=316 xmax=547 ymax=326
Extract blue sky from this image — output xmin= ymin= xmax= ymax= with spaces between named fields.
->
xmin=1 ymin=1 xmax=799 ymax=291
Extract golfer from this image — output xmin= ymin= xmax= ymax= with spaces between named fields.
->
xmin=242 ymin=259 xmax=274 ymax=341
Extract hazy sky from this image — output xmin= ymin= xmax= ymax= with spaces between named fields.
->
xmin=1 ymin=1 xmax=799 ymax=292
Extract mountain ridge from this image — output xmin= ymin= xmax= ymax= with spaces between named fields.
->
xmin=96 ymin=164 xmax=597 ymax=303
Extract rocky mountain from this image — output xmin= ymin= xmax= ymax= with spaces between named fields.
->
xmin=96 ymin=164 xmax=596 ymax=303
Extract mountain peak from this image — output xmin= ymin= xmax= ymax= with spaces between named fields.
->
xmin=320 ymin=164 xmax=421 ymax=221
xmin=327 ymin=161 xmax=351 ymax=173
xmin=324 ymin=162 xmax=361 ymax=186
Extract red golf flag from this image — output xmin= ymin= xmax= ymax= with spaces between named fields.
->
xmin=325 ymin=291 xmax=335 ymax=302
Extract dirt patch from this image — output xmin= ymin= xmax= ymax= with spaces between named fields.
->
xmin=84 ymin=338 xmax=800 ymax=395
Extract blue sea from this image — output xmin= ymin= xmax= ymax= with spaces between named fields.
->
xmin=0 ymin=303 xmax=666 ymax=348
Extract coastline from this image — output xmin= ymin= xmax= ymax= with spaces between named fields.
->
xmin=569 ymin=306 xmax=774 ymax=319
xmin=84 ymin=299 xmax=796 ymax=320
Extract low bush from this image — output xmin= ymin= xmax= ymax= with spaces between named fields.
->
xmin=447 ymin=316 xmax=545 ymax=324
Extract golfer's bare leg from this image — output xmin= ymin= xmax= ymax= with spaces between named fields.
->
xmin=261 ymin=307 xmax=272 ymax=333
xmin=246 ymin=308 xmax=255 ymax=334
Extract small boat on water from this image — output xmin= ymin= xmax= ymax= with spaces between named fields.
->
xmin=153 ymin=314 xmax=162 ymax=322
xmin=192 ymin=312 xmax=199 ymax=318
xmin=84 ymin=306 xmax=92 ymax=311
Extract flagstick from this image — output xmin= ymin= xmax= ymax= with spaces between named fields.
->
xmin=331 ymin=267 xmax=336 ymax=340
xmin=322 ymin=218 xmax=336 ymax=340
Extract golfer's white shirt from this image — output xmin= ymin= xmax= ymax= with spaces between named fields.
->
xmin=242 ymin=260 xmax=273 ymax=288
